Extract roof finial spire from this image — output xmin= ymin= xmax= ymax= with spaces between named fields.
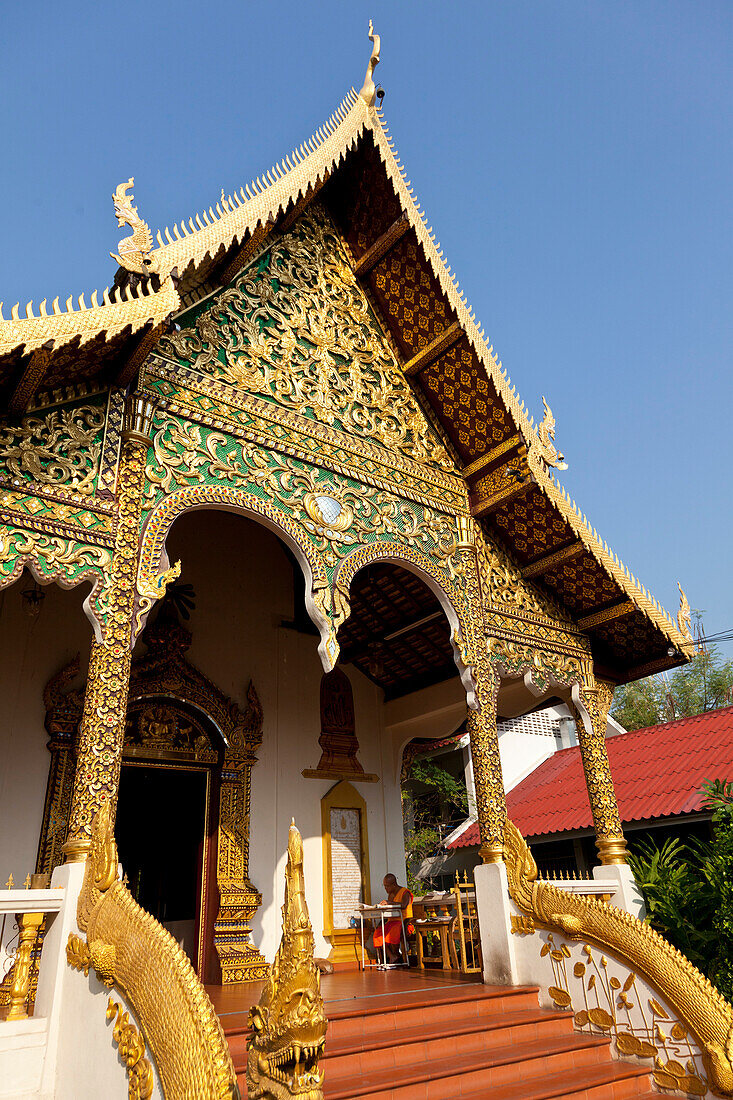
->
xmin=536 ymin=396 xmax=568 ymax=472
xmin=359 ymin=19 xmax=381 ymax=107
xmin=677 ymin=582 xmax=694 ymax=643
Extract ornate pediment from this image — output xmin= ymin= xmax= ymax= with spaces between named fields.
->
xmin=158 ymin=204 xmax=456 ymax=475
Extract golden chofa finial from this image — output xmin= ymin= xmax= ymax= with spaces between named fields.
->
xmin=359 ymin=20 xmax=381 ymax=107
xmin=677 ymin=582 xmax=694 ymax=643
xmin=536 ymin=396 xmax=568 ymax=472
xmin=110 ymin=178 xmax=162 ymax=279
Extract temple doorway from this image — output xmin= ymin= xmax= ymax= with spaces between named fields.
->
xmin=116 ymin=763 xmax=209 ymax=965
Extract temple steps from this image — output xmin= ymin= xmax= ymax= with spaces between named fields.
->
xmin=220 ymin=978 xmax=665 ymax=1098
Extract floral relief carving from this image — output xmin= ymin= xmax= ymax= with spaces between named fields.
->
xmin=0 ymin=401 xmax=106 ymax=495
xmin=143 ymin=415 xmax=458 ymax=569
xmin=159 ymin=204 xmax=454 ymax=472
xmin=539 ymin=934 xmax=708 ymax=1096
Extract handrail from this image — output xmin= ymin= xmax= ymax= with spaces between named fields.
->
xmin=0 ymin=889 xmax=64 ymax=914
xmin=66 ymin=805 xmax=238 ymax=1099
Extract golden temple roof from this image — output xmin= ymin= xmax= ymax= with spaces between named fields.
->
xmin=0 ymin=41 xmax=693 ymax=678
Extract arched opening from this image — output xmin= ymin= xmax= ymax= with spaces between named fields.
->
xmin=335 ymin=559 xmax=470 ymax=909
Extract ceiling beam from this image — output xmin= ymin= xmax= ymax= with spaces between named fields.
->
xmin=576 ymin=600 xmax=636 ymax=631
xmin=470 ymin=454 xmax=532 ymax=517
xmin=9 ymin=340 xmax=55 ymax=415
xmin=353 ymin=211 xmax=410 ymax=276
xmin=403 ymin=320 xmax=464 ymax=378
xmin=461 ymin=433 xmax=523 ymax=480
xmin=521 ymin=541 xmax=584 ymax=579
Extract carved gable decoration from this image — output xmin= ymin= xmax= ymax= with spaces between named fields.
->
xmin=159 ymin=204 xmax=455 ymax=473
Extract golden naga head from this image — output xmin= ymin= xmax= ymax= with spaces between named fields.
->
xmin=77 ymin=802 xmax=119 ymax=933
xmin=247 ymin=821 xmax=327 ymax=1100
xmin=537 ymin=396 xmax=568 ymax=472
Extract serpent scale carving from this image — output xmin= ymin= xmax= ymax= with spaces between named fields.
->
xmin=70 ymin=805 xmax=238 ymax=1099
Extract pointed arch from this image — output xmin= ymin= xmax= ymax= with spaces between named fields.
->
xmin=332 ymin=541 xmax=478 ymax=707
xmin=136 ymin=485 xmax=333 ymax=660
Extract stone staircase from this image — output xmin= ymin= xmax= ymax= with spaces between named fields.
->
xmin=223 ymin=981 xmax=665 ymax=1099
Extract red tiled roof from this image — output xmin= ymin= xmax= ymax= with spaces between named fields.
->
xmin=447 ymin=705 xmax=733 ymax=849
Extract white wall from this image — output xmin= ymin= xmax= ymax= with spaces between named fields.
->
xmin=0 ymin=580 xmax=92 ymax=888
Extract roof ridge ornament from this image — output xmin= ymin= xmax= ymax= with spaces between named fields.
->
xmin=110 ymin=178 xmax=164 ymax=279
xmin=358 ymin=19 xmax=381 ymax=107
xmin=677 ymin=582 xmax=694 ymax=643
xmin=536 ymin=396 xmax=568 ymax=471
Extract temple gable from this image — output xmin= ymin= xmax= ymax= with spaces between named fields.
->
xmin=159 ymin=205 xmax=456 ymax=475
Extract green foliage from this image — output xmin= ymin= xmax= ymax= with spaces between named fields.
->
xmin=611 ymin=612 xmax=733 ymax=731
xmin=407 ymin=759 xmax=468 ymax=815
xmin=628 ymin=838 xmax=715 ymax=970
xmin=611 ymin=677 xmax=666 ymax=731
xmin=401 ymin=755 xmax=468 ymax=893
xmin=629 ymin=779 xmax=733 ymax=1001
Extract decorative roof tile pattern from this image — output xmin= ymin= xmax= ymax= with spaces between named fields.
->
xmin=447 ymin=706 xmax=733 ymax=847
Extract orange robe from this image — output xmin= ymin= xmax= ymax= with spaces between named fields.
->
xmin=372 ymin=887 xmax=414 ymax=947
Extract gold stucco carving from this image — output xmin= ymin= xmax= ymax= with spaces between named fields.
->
xmin=143 ymin=416 xmax=458 ymax=572
xmin=106 ymin=998 xmax=155 ymax=1100
xmin=68 ymin=805 xmax=238 ymax=1100
xmin=677 ymin=582 xmax=694 ymax=644
xmin=536 ymin=396 xmax=568 ymax=471
xmin=64 ymin=420 xmax=150 ymax=856
xmin=247 ymin=820 xmax=326 ymax=1100
xmin=158 ymin=205 xmax=454 ymax=473
xmin=574 ymin=679 xmax=628 ymax=865
xmin=111 ymin=179 xmax=161 ymax=279
xmin=358 ymin=21 xmax=381 ymax=107
xmin=0 ymin=402 xmax=105 ymax=494
xmin=504 ymin=820 xmax=733 ymax=1097
xmin=42 ymin=612 xmax=268 ymax=982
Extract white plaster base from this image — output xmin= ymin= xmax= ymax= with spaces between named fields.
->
xmin=473 ymin=861 xmax=518 ymax=986
xmin=0 ymin=1019 xmax=47 ymax=1097
xmin=593 ymin=863 xmax=646 ymax=920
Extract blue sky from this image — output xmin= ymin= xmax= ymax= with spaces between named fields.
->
xmin=2 ymin=2 xmax=731 ymax=639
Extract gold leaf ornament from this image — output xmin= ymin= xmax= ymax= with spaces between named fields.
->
xmin=548 ymin=986 xmax=572 ymax=1008
xmin=588 ymin=1007 xmax=614 ymax=1031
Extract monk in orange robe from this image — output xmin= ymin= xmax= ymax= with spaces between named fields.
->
xmin=365 ymin=874 xmax=413 ymax=964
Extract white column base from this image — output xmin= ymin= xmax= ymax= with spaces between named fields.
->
xmin=593 ymin=862 xmax=646 ymax=920
xmin=473 ymin=862 xmax=519 ymax=986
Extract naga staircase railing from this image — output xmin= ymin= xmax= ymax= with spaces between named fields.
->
xmin=505 ymin=819 xmax=733 ymax=1099
xmin=66 ymin=805 xmax=239 ymax=1100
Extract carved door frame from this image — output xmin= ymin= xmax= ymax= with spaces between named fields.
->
xmin=37 ymin=613 xmax=268 ymax=983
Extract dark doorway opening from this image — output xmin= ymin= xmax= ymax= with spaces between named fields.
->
xmin=116 ymin=764 xmax=207 ymax=964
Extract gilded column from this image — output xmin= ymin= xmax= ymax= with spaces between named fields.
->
xmin=575 ymin=676 xmax=628 ymax=865
xmin=63 ymin=394 xmax=155 ymax=862
xmin=457 ymin=516 xmax=507 ymax=864
xmin=466 ymin=664 xmax=505 ymax=863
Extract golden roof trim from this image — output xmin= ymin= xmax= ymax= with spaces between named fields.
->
xmin=151 ymin=89 xmax=366 ymax=282
xmin=0 ymin=276 xmax=179 ymax=358
xmin=360 ymin=106 xmax=691 ymax=656
xmin=532 ymin=452 xmax=693 ymax=655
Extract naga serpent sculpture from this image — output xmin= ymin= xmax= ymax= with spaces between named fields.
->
xmin=505 ymin=819 xmax=733 ymax=1097
xmin=247 ymin=820 xmax=327 ymax=1100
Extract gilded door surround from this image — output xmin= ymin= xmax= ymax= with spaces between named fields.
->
xmin=37 ymin=610 xmax=268 ymax=983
